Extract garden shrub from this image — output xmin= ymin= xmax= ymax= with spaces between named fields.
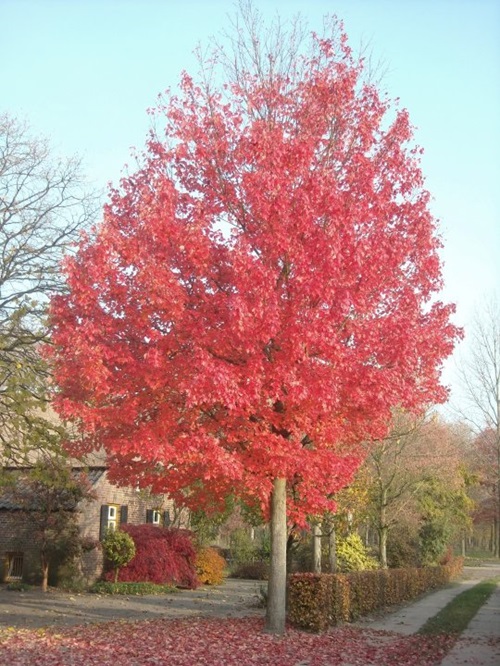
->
xmin=348 ymin=571 xmax=386 ymax=619
xmin=290 ymin=531 xmax=377 ymax=573
xmin=288 ymin=558 xmax=464 ymax=632
xmin=196 ymin=547 xmax=226 ymax=585
xmin=56 ymin=559 xmax=88 ymax=592
xmin=229 ymin=528 xmax=258 ymax=565
xmin=419 ymin=521 xmax=451 ymax=565
xmin=386 ymin=527 xmax=421 ymax=568
xmin=102 ymin=529 xmax=136 ymax=583
xmin=287 ymin=573 xmax=333 ymax=632
xmin=103 ymin=525 xmax=198 ymax=589
xmin=91 ymin=581 xmax=177 ymax=595
xmin=324 ymin=575 xmax=351 ymax=625
xmin=230 ymin=561 xmax=269 ymax=580
xmin=336 ymin=533 xmax=378 ymax=572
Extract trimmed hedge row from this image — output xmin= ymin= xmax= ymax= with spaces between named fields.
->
xmin=288 ymin=558 xmax=464 ymax=632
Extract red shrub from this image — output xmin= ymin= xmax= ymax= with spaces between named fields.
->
xmin=104 ymin=525 xmax=198 ymax=589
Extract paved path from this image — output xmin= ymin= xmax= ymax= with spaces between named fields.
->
xmin=0 ymin=578 xmax=265 ymax=628
xmin=356 ymin=563 xmax=500 ymax=665
xmin=440 ymin=582 xmax=500 ymax=666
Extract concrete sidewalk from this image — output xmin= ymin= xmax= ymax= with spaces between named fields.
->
xmin=440 ymin=582 xmax=500 ymax=666
xmin=355 ymin=564 xmax=500 ymax=665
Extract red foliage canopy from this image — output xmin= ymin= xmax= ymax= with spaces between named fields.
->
xmin=49 ymin=25 xmax=459 ymax=525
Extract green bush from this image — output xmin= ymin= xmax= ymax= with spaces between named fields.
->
xmin=90 ymin=581 xmax=177 ymax=595
xmin=56 ymin=560 xmax=87 ymax=592
xmin=419 ymin=521 xmax=451 ymax=566
xmin=101 ymin=529 xmax=136 ymax=583
xmin=229 ymin=528 xmax=258 ymax=565
xmin=6 ymin=582 xmax=34 ymax=591
xmin=387 ymin=527 xmax=421 ymax=568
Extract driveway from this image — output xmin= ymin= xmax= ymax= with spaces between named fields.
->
xmin=0 ymin=578 xmax=265 ymax=629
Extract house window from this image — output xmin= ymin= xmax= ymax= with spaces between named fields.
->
xmin=107 ymin=505 xmax=119 ymax=531
xmin=6 ymin=552 xmax=23 ymax=581
xmin=146 ymin=508 xmax=162 ymax=525
xmin=100 ymin=504 xmax=126 ymax=539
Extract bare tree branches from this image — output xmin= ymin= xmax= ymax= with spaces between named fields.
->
xmin=0 ymin=113 xmax=99 ymax=464
xmin=458 ymin=297 xmax=500 ymax=432
xmin=458 ymin=296 xmax=500 ymax=556
xmin=0 ymin=114 xmax=99 ymax=329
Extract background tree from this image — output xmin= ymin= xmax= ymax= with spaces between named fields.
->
xmin=12 ymin=455 xmax=93 ymax=591
xmin=367 ymin=411 xmax=428 ymax=568
xmin=320 ymin=467 xmax=372 ymax=573
xmin=0 ymin=113 xmax=97 ymax=466
xmin=458 ymin=297 xmax=500 ymax=556
xmin=49 ymin=6 xmax=459 ymax=633
xmin=416 ymin=470 xmax=474 ymax=565
xmin=469 ymin=426 xmax=500 ymax=555
xmin=366 ymin=411 xmax=473 ymax=567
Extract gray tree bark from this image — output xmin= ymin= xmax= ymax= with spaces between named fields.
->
xmin=312 ymin=522 xmax=322 ymax=573
xmin=328 ymin=522 xmax=337 ymax=573
xmin=265 ymin=477 xmax=287 ymax=634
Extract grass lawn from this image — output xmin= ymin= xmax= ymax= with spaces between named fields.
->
xmin=418 ymin=577 xmax=499 ymax=636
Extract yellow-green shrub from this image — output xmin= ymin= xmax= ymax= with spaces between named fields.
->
xmin=196 ymin=547 xmax=226 ymax=585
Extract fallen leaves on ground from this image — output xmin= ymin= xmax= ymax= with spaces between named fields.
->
xmin=0 ymin=617 xmax=456 ymax=665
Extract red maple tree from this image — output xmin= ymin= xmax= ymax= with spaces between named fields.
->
xmin=49 ymin=15 xmax=459 ymax=632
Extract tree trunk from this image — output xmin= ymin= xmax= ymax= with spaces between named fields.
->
xmin=328 ymin=522 xmax=337 ymax=573
xmin=265 ymin=477 xmax=287 ymax=635
xmin=286 ymin=533 xmax=296 ymax=577
xmin=496 ymin=426 xmax=500 ymax=558
xmin=312 ymin=522 xmax=322 ymax=573
xmin=378 ymin=489 xmax=389 ymax=568
xmin=41 ymin=553 xmax=49 ymax=593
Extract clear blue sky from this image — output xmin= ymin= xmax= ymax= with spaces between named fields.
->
xmin=2 ymin=0 xmax=499 ymax=410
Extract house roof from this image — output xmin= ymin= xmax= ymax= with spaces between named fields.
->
xmin=0 ymin=466 xmax=106 ymax=510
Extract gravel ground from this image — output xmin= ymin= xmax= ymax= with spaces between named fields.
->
xmin=0 ymin=578 xmax=265 ymax=629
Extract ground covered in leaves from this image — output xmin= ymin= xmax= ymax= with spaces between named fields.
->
xmin=0 ymin=617 xmax=456 ymax=665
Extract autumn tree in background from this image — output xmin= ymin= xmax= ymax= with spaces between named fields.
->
xmin=367 ymin=411 xmax=474 ymax=567
xmin=49 ymin=5 xmax=459 ymax=633
xmin=367 ymin=411 xmax=428 ymax=568
xmin=0 ymin=114 xmax=98 ymax=466
xmin=458 ymin=297 xmax=500 ymax=556
xmin=469 ymin=426 xmax=500 ymax=555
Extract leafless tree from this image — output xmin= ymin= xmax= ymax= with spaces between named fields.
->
xmin=0 ymin=113 xmax=99 ymax=464
xmin=458 ymin=297 xmax=500 ymax=556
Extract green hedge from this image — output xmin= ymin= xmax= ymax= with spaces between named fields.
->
xmin=288 ymin=558 xmax=464 ymax=632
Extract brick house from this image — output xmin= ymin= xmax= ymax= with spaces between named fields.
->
xmin=0 ymin=461 xmax=185 ymax=585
